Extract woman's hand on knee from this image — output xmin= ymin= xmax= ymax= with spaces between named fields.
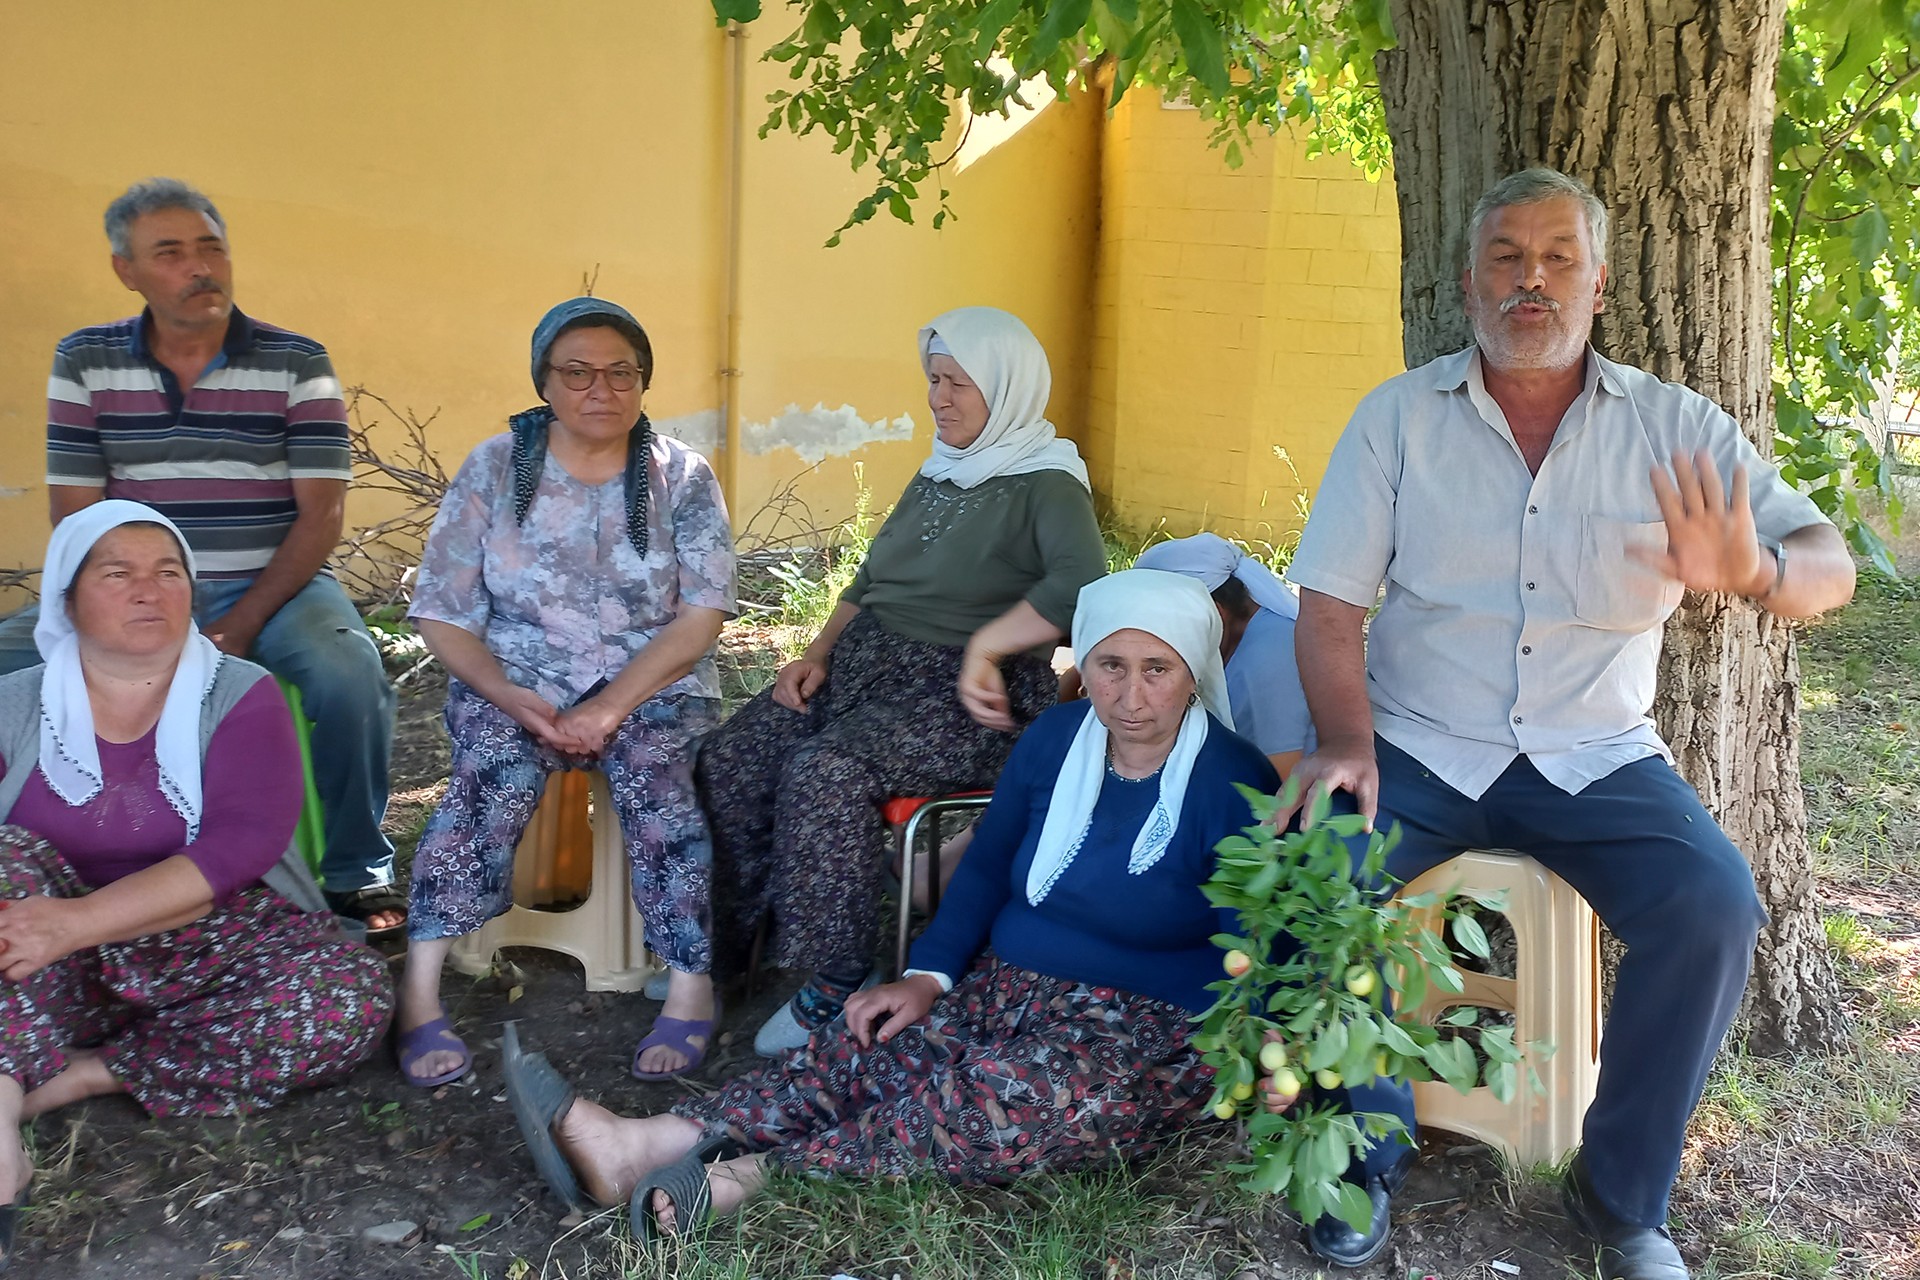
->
xmin=0 ymin=894 xmax=85 ymax=980
xmin=772 ymin=657 xmax=828 ymax=713
xmin=845 ymin=974 xmax=942 ymax=1047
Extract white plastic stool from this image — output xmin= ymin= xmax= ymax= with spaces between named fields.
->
xmin=448 ymin=770 xmax=658 ymax=993
xmin=1401 ymin=849 xmax=1602 ymax=1168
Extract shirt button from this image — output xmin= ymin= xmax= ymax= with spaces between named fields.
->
xmin=1521 ymin=645 xmax=1533 ymax=655
xmin=1512 ymin=715 xmax=1524 ymax=725
xmin=1525 ymin=582 xmax=1537 ymax=591
xmin=1528 ymin=504 xmax=1539 ymax=514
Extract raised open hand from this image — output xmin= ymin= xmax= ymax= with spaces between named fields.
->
xmin=1636 ymin=450 xmax=1771 ymax=596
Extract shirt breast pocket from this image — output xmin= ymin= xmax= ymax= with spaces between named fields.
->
xmin=1573 ymin=516 xmax=1684 ymax=631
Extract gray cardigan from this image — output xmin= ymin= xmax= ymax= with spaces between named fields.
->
xmin=0 ymin=660 xmax=328 ymax=913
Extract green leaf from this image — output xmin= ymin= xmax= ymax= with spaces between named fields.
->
xmin=1031 ymin=0 xmax=1095 ymax=62
xmin=711 ymin=0 xmax=762 ymax=21
xmin=1450 ymin=912 xmax=1491 ymax=960
xmin=1168 ymin=0 xmax=1229 ymax=96
xmin=1307 ymin=1018 xmax=1349 ymax=1071
xmin=1850 ymin=203 xmax=1891 ymax=261
xmin=1332 ymin=1179 xmax=1375 ymax=1235
xmin=1486 ymin=1059 xmax=1518 ymax=1104
xmin=802 ymin=1 xmax=842 ymax=47
xmin=973 ymin=0 xmax=1025 ymax=59
xmin=458 ymin=1212 xmax=492 ymax=1231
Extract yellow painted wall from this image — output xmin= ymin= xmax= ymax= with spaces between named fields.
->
xmin=1089 ymin=90 xmax=1404 ymax=550
xmin=0 ymin=3 xmax=1101 ymax=600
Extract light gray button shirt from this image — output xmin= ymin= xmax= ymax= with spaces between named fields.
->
xmin=1287 ymin=346 xmax=1828 ymax=799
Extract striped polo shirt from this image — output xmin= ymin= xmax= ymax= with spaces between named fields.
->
xmin=46 ymin=308 xmax=352 ymax=579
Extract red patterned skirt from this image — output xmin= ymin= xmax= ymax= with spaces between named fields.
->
xmin=672 ymin=954 xmax=1216 ymax=1182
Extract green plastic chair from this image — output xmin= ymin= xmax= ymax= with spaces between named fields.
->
xmin=276 ymin=678 xmax=327 ymax=881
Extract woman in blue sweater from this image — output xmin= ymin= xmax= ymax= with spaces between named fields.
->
xmin=502 ymin=570 xmax=1279 ymax=1239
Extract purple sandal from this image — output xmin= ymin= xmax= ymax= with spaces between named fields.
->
xmin=630 ymin=1003 xmax=719 ymax=1082
xmin=397 ymin=1016 xmax=471 ymax=1087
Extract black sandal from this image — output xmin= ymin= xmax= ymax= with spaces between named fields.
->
xmin=324 ymin=885 xmax=408 ymax=938
xmin=1 ymin=1188 xmax=29 ymax=1272
xmin=628 ymin=1134 xmax=742 ymax=1245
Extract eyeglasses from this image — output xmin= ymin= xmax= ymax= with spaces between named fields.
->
xmin=550 ymin=363 xmax=642 ymax=392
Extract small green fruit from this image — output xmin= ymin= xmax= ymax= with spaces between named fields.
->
xmin=1269 ymin=1067 xmax=1303 ymax=1099
xmin=1344 ymin=964 xmax=1377 ymax=998
xmin=1212 ymin=1097 xmax=1238 ymax=1120
xmin=1223 ymin=949 xmax=1253 ymax=978
xmin=1231 ymin=1080 xmax=1256 ymax=1100
xmin=1314 ymin=1067 xmax=1344 ymax=1090
xmin=1375 ymin=1051 xmax=1390 ymax=1078
xmin=1258 ymin=1040 xmax=1290 ymax=1072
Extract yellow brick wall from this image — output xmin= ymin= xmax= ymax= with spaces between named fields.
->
xmin=1089 ymin=91 xmax=1405 ymax=552
xmin=0 ymin=3 xmax=1101 ymax=602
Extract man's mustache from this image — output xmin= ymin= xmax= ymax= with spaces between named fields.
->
xmin=182 ymin=278 xmax=225 ymax=300
xmin=1501 ymin=290 xmax=1559 ymax=313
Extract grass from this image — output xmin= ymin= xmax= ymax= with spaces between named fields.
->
xmin=1676 ymin=566 xmax=1920 ymax=1279
xmin=588 ymin=1139 xmax=1263 ymax=1280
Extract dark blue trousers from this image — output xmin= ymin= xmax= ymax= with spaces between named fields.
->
xmin=1330 ymin=737 xmax=1765 ymax=1227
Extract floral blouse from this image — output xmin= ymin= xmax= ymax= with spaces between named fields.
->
xmin=411 ymin=432 xmax=737 ymax=706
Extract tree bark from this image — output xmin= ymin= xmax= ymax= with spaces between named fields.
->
xmin=1376 ymin=0 xmax=1846 ymax=1053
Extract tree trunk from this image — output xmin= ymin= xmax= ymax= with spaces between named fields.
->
xmin=1376 ymin=0 xmax=1845 ymax=1053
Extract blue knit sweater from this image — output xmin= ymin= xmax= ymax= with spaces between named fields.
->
xmin=908 ymin=702 xmax=1281 ymax=1012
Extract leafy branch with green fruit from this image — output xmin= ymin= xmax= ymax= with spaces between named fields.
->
xmin=1191 ymin=784 xmax=1552 ymax=1235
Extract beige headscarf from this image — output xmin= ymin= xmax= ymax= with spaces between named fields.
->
xmin=917 ymin=307 xmax=1089 ymax=491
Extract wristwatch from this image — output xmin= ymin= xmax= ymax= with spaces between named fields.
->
xmin=1755 ymin=536 xmax=1787 ymax=601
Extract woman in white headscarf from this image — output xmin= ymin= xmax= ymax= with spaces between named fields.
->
xmin=502 ymin=570 xmax=1279 ymax=1241
xmin=698 ymin=306 xmax=1107 ymax=1056
xmin=0 ymin=503 xmax=391 ymax=1261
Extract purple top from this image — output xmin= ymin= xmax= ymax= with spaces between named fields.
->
xmin=2 ymin=679 xmax=301 ymax=901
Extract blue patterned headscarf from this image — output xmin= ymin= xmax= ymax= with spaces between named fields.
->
xmin=513 ymin=298 xmax=655 ymax=556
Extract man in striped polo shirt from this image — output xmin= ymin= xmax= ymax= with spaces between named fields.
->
xmin=0 ymin=177 xmax=402 ymax=938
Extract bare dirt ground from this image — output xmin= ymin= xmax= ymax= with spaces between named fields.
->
xmin=10 ymin=619 xmax=1916 ymax=1279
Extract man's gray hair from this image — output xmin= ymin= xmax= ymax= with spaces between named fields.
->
xmin=104 ymin=178 xmax=226 ymax=257
xmin=1467 ymin=168 xmax=1609 ymax=265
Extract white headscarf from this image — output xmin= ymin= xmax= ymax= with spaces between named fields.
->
xmin=34 ymin=500 xmax=222 ymax=841
xmin=1025 ymin=569 xmax=1231 ymax=905
xmin=917 ymin=307 xmax=1090 ymax=492
xmin=1134 ymin=532 xmax=1299 ymax=620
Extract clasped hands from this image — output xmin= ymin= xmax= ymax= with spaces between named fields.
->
xmin=497 ymin=685 xmax=624 ymax=763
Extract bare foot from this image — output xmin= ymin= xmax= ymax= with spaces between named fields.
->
xmin=552 ymin=1099 xmax=702 ymax=1207
xmin=634 ymin=972 xmax=715 ymax=1076
xmin=650 ymin=1153 xmax=766 ymax=1235
xmin=20 ymin=1051 xmax=121 ymax=1118
xmin=0 ymin=1077 xmax=31 ymax=1210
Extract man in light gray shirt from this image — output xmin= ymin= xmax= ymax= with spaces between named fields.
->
xmin=1283 ymin=169 xmax=1856 ymax=1278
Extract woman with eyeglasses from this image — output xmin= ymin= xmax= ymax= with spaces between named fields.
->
xmin=395 ymin=298 xmax=737 ymax=1088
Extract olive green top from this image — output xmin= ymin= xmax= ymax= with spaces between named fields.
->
xmin=841 ymin=470 xmax=1106 ymax=649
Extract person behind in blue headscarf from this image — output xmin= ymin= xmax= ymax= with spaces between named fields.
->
xmin=499 ymin=569 xmax=1280 ymax=1243
xmin=397 ymin=298 xmax=738 ymax=1086
xmin=1134 ymin=533 xmax=1315 ymax=780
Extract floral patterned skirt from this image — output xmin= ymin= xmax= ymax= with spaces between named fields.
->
xmin=0 ymin=829 xmax=393 ymax=1117
xmin=673 ymin=954 xmax=1216 ymax=1183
